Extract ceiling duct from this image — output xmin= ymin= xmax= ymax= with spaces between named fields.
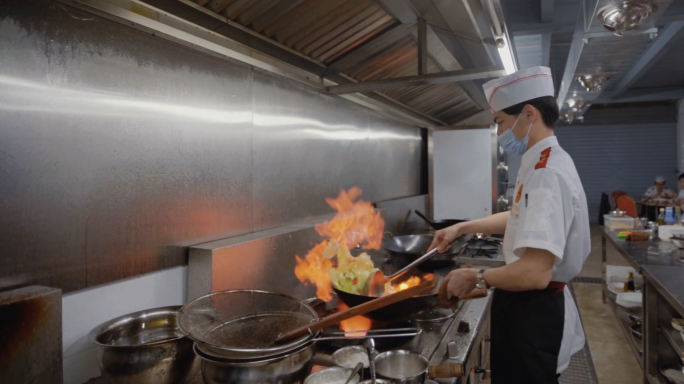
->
xmin=556 ymin=0 xmax=673 ymax=118
xmin=598 ymin=1 xmax=659 ymax=36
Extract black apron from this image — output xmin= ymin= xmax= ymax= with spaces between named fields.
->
xmin=490 ymin=284 xmax=565 ymax=384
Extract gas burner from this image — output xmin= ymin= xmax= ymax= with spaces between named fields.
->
xmin=459 ymin=237 xmax=502 ymax=259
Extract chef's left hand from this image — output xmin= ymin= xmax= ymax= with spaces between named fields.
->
xmin=443 ymin=268 xmax=478 ymax=300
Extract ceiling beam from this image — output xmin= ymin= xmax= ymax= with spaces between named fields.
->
xmin=598 ymin=21 xmax=684 ymax=102
xmin=541 ymin=0 xmax=554 ymax=23
xmin=556 ymin=5 xmax=588 ymax=110
xmin=325 ymin=66 xmax=506 ymax=94
xmin=376 ymin=0 xmax=418 ymax=24
xmin=375 ymin=0 xmax=498 ymax=113
xmin=598 ymin=86 xmax=684 ymax=104
xmin=418 ymin=18 xmax=428 ymax=75
xmin=541 ymin=32 xmax=551 ymax=67
xmin=432 ymin=0 xmax=498 ymax=66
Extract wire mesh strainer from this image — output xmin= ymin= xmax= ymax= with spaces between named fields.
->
xmin=178 ymin=290 xmax=319 ymax=360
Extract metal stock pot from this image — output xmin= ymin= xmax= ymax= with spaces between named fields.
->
xmin=88 ymin=306 xmax=199 ymax=384
xmin=194 ymin=342 xmax=315 ymax=384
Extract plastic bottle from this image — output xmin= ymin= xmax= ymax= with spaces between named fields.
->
xmin=665 ymin=207 xmax=676 ymax=225
xmin=676 ymin=207 xmax=682 ymax=226
xmin=658 ymin=208 xmax=666 ymax=225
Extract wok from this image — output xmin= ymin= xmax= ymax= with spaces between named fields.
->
xmin=333 ymin=273 xmax=441 ymax=322
xmin=414 ymin=210 xmax=468 ymax=230
xmin=382 ymin=234 xmax=463 ymax=269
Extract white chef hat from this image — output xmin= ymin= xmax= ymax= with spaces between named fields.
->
xmin=482 ymin=66 xmax=555 ymax=112
xmin=655 ymin=176 xmax=666 ymax=182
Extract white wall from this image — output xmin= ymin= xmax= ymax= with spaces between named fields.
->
xmin=678 ymin=99 xmax=684 ymax=173
xmin=62 ymin=266 xmax=188 ymax=384
xmin=433 ymin=128 xmax=494 ymax=220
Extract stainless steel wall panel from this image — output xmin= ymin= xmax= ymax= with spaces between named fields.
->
xmin=367 ymin=115 xmax=423 ymax=202
xmin=0 ymin=0 xmax=424 ymax=294
xmin=0 ymin=0 xmax=253 ymax=292
xmin=188 ymin=217 xmax=332 ymax=301
xmin=374 ymin=194 xmax=430 ymax=236
xmin=251 ymin=71 xmax=371 ymax=231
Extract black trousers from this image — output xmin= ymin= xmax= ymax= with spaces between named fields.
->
xmin=490 ymin=288 xmax=565 ymax=384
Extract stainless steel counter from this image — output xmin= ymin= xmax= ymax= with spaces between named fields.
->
xmin=642 ymin=265 xmax=684 ymax=316
xmin=601 ymin=227 xmax=684 ymax=273
xmin=600 ymin=226 xmax=684 ymax=384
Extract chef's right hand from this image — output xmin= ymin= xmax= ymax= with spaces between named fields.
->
xmin=429 ymin=224 xmax=463 ymax=253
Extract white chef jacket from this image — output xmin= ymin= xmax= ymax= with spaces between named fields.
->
xmin=503 ymin=136 xmax=591 ymax=373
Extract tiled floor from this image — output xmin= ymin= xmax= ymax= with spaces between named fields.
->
xmin=572 ymin=224 xmax=642 ymax=384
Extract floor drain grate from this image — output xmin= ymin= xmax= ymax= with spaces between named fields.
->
xmin=571 ymin=277 xmax=602 ymax=284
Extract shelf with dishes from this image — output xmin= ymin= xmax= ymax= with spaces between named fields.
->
xmin=602 ymin=285 xmax=644 ymax=369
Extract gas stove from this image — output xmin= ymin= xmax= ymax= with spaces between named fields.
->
xmin=455 ymin=234 xmax=506 ymax=268
xmin=459 ymin=235 xmax=502 ymax=258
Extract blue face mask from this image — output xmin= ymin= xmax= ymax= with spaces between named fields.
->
xmin=497 ymin=114 xmax=533 ymax=156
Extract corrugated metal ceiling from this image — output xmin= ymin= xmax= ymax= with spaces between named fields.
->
xmin=191 ymin=0 xmax=480 ymax=124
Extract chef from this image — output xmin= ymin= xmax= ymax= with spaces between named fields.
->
xmin=429 ymin=66 xmax=590 ymax=384
xmin=643 ymin=176 xmax=676 ymax=201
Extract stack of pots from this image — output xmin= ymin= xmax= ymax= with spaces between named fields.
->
xmin=178 ymin=290 xmax=320 ymax=384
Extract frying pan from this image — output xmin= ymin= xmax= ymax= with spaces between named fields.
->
xmin=414 ymin=210 xmax=468 ymax=230
xmin=382 ymin=234 xmax=463 ymax=269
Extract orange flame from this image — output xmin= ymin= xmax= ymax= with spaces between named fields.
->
xmin=386 ymin=274 xmax=434 ymax=295
xmin=294 ymin=241 xmax=334 ymax=302
xmin=396 ymin=276 xmax=422 ymax=291
xmin=315 ymin=187 xmax=385 ymax=250
xmin=295 ymin=188 xmax=384 ymax=301
xmin=338 ymin=303 xmax=372 ymax=337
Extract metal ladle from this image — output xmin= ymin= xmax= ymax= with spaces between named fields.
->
xmin=365 ymin=338 xmax=377 ymax=384
xmin=345 ymin=362 xmax=364 ymax=384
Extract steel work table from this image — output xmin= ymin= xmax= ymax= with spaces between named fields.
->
xmin=600 ymin=227 xmax=684 ymax=384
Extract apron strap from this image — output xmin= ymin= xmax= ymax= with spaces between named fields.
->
xmin=543 ymin=281 xmax=567 ymax=294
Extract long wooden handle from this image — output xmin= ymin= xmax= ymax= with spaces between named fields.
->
xmin=275 ymin=279 xmax=436 ymax=343
xmin=428 ymin=363 xmax=464 ymax=378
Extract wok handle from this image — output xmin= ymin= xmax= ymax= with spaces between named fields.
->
xmin=414 ymin=210 xmax=434 ymax=225
xmin=428 ymin=363 xmax=464 ymax=378
xmin=275 ymin=280 xmax=436 ymax=344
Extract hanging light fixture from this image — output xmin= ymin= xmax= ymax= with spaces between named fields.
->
xmin=598 ymin=1 xmax=659 ymax=37
xmin=485 ymin=0 xmax=517 ymax=75
xmin=495 ymin=34 xmax=517 ymax=75
xmin=577 ymin=74 xmax=609 ymax=92
xmin=567 ymin=99 xmax=590 ymax=112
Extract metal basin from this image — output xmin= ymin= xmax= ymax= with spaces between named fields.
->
xmin=304 ymin=367 xmax=360 ymax=384
xmin=375 ymin=350 xmax=428 ymax=384
xmin=88 ymin=305 xmax=199 ymax=384
xmin=195 ymin=342 xmax=315 ymax=384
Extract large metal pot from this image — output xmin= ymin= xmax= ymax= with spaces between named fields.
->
xmin=194 ymin=342 xmax=315 ymax=384
xmin=374 ymin=350 xmax=428 ymax=384
xmin=88 ymin=306 xmax=200 ymax=384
